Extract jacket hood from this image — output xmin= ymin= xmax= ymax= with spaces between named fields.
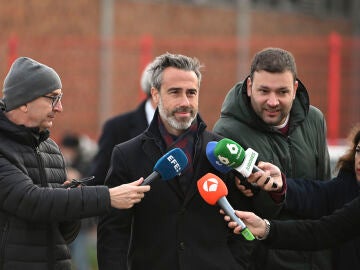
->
xmin=219 ymin=76 xmax=310 ymax=132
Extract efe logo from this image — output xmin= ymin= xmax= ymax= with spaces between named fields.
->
xmin=167 ymin=155 xmax=182 ymax=174
xmin=202 ymin=178 xmax=219 ymax=192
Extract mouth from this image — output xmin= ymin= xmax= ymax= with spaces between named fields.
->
xmin=264 ymin=109 xmax=279 ymax=117
xmin=174 ymin=108 xmax=192 ymax=117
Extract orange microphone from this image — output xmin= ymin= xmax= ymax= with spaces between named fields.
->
xmin=197 ymin=173 xmax=255 ymax=241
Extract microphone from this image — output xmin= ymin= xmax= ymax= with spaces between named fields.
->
xmin=213 ymin=138 xmax=277 ymax=188
xmin=206 ymin=141 xmax=232 ymax=174
xmin=141 ymin=148 xmax=188 ymax=186
xmin=197 ymin=173 xmax=255 ymax=241
xmin=206 ymin=141 xmax=260 ymax=193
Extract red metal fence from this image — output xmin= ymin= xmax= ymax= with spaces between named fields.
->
xmin=1 ymin=33 xmax=359 ymax=144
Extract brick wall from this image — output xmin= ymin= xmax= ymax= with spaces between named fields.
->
xmin=0 ymin=1 xmax=355 ymax=143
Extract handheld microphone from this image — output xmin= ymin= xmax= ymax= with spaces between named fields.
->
xmin=206 ymin=142 xmax=232 ymax=174
xmin=141 ymin=148 xmax=188 ymax=186
xmin=206 ymin=141 xmax=260 ymax=193
xmin=214 ymin=138 xmax=277 ymax=189
xmin=197 ymin=173 xmax=255 ymax=241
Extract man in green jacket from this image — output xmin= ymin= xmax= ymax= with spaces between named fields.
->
xmin=213 ymin=47 xmax=331 ymax=270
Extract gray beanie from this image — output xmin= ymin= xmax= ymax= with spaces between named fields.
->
xmin=1 ymin=57 xmax=62 ymax=112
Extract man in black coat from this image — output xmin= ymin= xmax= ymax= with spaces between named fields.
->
xmin=97 ymin=53 xmax=255 ymax=270
xmin=90 ymin=63 xmax=156 ymax=185
xmin=0 ymin=57 xmax=150 ymax=270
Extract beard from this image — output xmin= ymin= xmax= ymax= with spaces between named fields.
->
xmin=158 ymin=98 xmax=197 ymax=131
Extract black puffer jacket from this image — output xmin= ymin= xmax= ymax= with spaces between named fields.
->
xmin=0 ymin=111 xmax=111 ymax=270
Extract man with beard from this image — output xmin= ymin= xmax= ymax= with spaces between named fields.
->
xmin=97 ymin=53 xmax=254 ymax=270
xmin=213 ymin=47 xmax=331 ymax=270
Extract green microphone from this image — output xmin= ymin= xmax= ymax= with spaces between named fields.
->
xmin=214 ymin=138 xmax=277 ymax=189
xmin=213 ymin=138 xmax=246 ymax=168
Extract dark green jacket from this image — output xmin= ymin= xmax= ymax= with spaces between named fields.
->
xmin=213 ymin=78 xmax=331 ymax=270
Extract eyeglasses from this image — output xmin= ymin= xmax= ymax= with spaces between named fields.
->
xmin=42 ymin=93 xmax=63 ymax=108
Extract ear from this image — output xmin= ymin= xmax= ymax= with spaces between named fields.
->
xmin=151 ymin=87 xmax=160 ymax=105
xmin=246 ymin=77 xmax=252 ymax=97
xmin=19 ymin=104 xmax=28 ymax=112
xmin=293 ymin=80 xmax=298 ymax=99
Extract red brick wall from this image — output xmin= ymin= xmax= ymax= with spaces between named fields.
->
xmin=0 ymin=1 xmax=355 ymax=143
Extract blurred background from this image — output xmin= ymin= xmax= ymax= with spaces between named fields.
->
xmin=1 ymin=0 xmax=358 ymax=143
xmin=0 ymin=0 xmax=358 ymax=268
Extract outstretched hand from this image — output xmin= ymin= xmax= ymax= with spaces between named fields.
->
xmin=235 ymin=161 xmax=283 ymax=196
xmin=109 ymin=178 xmax=151 ymax=209
xmin=220 ymin=209 xmax=267 ymax=238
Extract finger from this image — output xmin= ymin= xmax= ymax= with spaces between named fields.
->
xmin=228 ymin=221 xmax=238 ymax=229
xmin=243 ymin=190 xmax=254 ymax=197
xmin=128 ymin=178 xmax=144 ymax=186
xmin=264 ymin=176 xmax=271 ymax=185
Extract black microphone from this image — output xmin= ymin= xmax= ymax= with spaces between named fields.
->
xmin=141 ymin=148 xmax=188 ymax=185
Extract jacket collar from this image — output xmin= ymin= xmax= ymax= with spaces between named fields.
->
xmin=144 ymin=108 xmax=206 ymax=151
xmin=0 ymin=110 xmax=50 ymax=147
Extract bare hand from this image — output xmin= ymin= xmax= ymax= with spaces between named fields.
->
xmin=220 ymin=209 xmax=267 ymax=238
xmin=235 ymin=177 xmax=255 ymax=197
xmin=109 ymin=178 xmax=151 ymax=209
xmin=246 ymin=162 xmax=283 ymax=192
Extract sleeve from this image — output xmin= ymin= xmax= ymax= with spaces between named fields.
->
xmin=0 ymin=156 xmax=111 ymax=222
xmin=96 ymin=146 xmax=133 ymax=270
xmin=265 ymin=195 xmax=360 ymax=250
xmin=285 ymin=177 xmax=339 ymax=218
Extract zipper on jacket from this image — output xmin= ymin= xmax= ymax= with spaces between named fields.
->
xmin=34 ymin=146 xmax=47 ymax=187
xmin=287 ymin=137 xmax=296 ymax=177
xmin=0 ymin=221 xmax=9 ymax=270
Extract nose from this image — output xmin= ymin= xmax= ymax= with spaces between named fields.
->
xmin=179 ymin=92 xmax=190 ymax=107
xmin=53 ymin=100 xmax=63 ymax=112
xmin=267 ymin=93 xmax=279 ymax=107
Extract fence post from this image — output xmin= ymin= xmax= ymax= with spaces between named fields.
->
xmin=327 ymin=32 xmax=341 ymax=145
xmin=7 ymin=35 xmax=18 ymax=69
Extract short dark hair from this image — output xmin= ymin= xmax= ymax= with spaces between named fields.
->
xmin=250 ymin=47 xmax=297 ymax=81
xmin=150 ymin=52 xmax=202 ymax=90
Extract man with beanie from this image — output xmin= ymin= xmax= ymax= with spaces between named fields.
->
xmin=0 ymin=57 xmax=150 ymax=270
xmin=90 ymin=62 xmax=156 ymax=185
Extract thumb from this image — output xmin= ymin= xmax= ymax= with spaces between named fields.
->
xmin=129 ymin=177 xmax=144 ymax=186
xmin=235 ymin=210 xmax=251 ymax=220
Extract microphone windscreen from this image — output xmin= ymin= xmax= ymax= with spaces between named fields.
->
xmin=214 ymin=138 xmax=245 ymax=168
xmin=197 ymin=173 xmax=228 ymax=205
xmin=206 ymin=141 xmax=232 ymax=174
xmin=153 ymin=148 xmax=188 ymax=180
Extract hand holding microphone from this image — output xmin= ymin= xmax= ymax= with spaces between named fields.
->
xmin=206 ymin=142 xmax=260 ymax=194
xmin=213 ymin=138 xmax=280 ymax=190
xmin=197 ymin=173 xmax=255 ymax=241
xmin=141 ymin=148 xmax=188 ymax=186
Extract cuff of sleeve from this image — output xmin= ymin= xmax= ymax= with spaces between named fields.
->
xmin=268 ymin=173 xmax=287 ymax=204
